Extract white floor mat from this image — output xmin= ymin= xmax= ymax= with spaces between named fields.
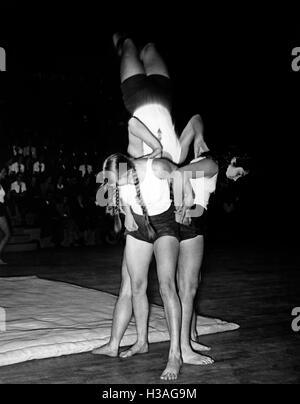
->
xmin=0 ymin=276 xmax=239 ymax=367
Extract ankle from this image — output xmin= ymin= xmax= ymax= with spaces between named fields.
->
xmin=109 ymin=339 xmax=120 ymax=349
xmin=136 ymin=339 xmax=148 ymax=347
xmin=168 ymin=349 xmax=182 ymax=360
xmin=181 ymin=344 xmax=193 ymax=353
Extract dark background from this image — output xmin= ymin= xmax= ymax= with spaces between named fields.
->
xmin=0 ymin=3 xmax=299 ymax=241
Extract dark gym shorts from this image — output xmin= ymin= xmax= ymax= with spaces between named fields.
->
xmin=125 ymin=204 xmax=179 ymax=244
xmin=121 ymin=74 xmax=173 ymax=115
xmin=179 ymin=208 xmax=208 ymax=242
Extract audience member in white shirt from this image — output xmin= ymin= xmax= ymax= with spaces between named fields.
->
xmin=33 ymin=160 xmax=46 ymax=174
xmin=10 ymin=176 xmax=27 ymax=195
xmin=9 ymin=157 xmax=25 ymax=176
xmin=78 ymin=163 xmax=93 ymax=178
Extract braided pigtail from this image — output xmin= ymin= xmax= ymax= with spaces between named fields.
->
xmin=104 ymin=184 xmax=122 ymax=234
xmin=102 ymin=153 xmax=131 ymax=237
xmin=103 ymin=153 xmax=157 ymax=239
xmin=105 ymin=180 xmax=115 ymax=217
xmin=131 ymin=166 xmax=156 ymax=241
xmin=113 ymin=185 xmax=122 ymax=234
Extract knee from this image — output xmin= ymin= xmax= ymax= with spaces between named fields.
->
xmin=159 ymin=280 xmax=177 ymax=300
xmin=119 ymin=280 xmax=132 ymax=299
xmin=131 ymin=279 xmax=147 ymax=296
xmin=178 ymin=280 xmax=198 ymax=301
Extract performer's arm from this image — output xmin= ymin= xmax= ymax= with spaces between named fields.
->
xmin=152 ymin=157 xmax=218 ymax=181
xmin=128 ymin=117 xmax=163 ymax=158
xmin=152 ymin=158 xmax=217 ymax=223
xmin=121 ymin=199 xmax=138 ymax=232
xmin=152 ymin=159 xmax=195 ymax=219
xmin=178 ymin=114 xmax=210 ymax=163
xmin=178 ymin=158 xmax=218 ymax=179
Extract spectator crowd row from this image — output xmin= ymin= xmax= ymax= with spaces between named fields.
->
xmin=0 ymin=138 xmax=118 ymax=248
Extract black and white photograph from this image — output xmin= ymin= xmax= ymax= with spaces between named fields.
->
xmin=0 ymin=3 xmax=299 ymax=390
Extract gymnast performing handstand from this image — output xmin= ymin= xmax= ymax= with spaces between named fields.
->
xmin=112 ymin=32 xmax=209 ymax=163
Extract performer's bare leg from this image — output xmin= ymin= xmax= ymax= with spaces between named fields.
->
xmin=113 ymin=34 xmax=145 ymax=83
xmin=92 ymin=254 xmax=133 ymax=356
xmin=190 ymin=309 xmax=211 ymax=352
xmin=154 ymin=236 xmax=182 ymax=381
xmin=113 ymin=34 xmax=163 ymax=158
xmin=177 ymin=236 xmax=214 ymax=365
xmin=119 ymin=236 xmax=153 ymax=358
xmin=140 ymin=42 xmax=170 ymax=78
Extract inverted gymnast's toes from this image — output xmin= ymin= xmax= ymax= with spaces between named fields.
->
xmin=112 ymin=32 xmax=130 ymax=56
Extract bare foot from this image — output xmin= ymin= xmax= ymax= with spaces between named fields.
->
xmin=190 ymin=332 xmax=211 ymax=351
xmin=92 ymin=343 xmax=118 ymax=358
xmin=119 ymin=342 xmax=148 ymax=359
xmin=190 ymin=340 xmax=211 ymax=352
xmin=182 ymin=348 xmax=214 ymax=366
xmin=112 ymin=32 xmax=128 ymax=56
xmin=160 ymin=355 xmax=182 ymax=381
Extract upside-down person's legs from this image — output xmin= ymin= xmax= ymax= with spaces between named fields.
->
xmin=154 ymin=236 xmax=182 ymax=381
xmin=119 ymin=236 xmax=153 ymax=358
xmin=112 ymin=34 xmax=146 ymax=83
xmin=0 ymin=217 xmax=10 ymax=265
xmin=178 ymin=114 xmax=210 ymax=164
xmin=112 ymin=35 xmax=163 ymax=159
xmin=177 ymin=236 xmax=214 ymax=365
xmin=140 ymin=43 xmax=170 ymax=78
xmin=92 ymin=253 xmax=133 ymax=357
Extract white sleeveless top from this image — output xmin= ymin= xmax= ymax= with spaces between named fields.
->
xmin=0 ymin=185 xmax=5 ymax=204
xmin=189 ymin=156 xmax=218 ymax=210
xmin=119 ymin=159 xmax=171 ymax=216
xmin=133 ymin=103 xmax=182 ymax=164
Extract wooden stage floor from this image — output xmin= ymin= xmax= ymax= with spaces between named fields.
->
xmin=0 ymin=235 xmax=299 ymax=384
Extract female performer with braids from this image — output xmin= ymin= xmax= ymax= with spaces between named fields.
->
xmin=97 ymin=153 xmax=190 ymax=380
